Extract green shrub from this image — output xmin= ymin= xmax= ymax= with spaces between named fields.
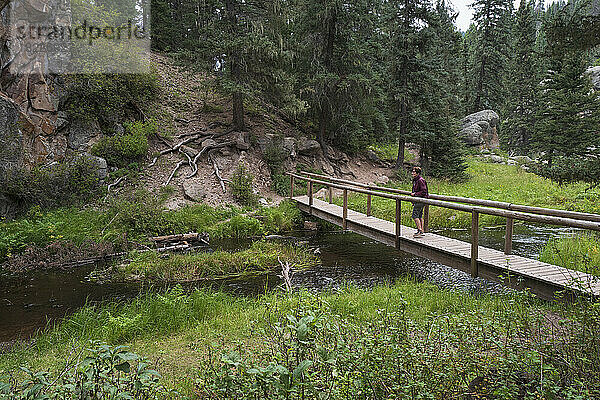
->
xmin=261 ymin=201 xmax=301 ymax=233
xmin=91 ymin=120 xmax=156 ymax=167
xmin=0 ymin=342 xmax=169 ymax=399
xmin=65 ymin=73 xmax=159 ymax=123
xmin=0 ymin=157 xmax=101 ymax=214
xmin=209 ymin=215 xmax=264 ymax=239
xmin=230 ymin=165 xmax=257 ymax=206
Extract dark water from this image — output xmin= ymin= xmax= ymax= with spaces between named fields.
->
xmin=0 ymin=223 xmax=582 ymax=343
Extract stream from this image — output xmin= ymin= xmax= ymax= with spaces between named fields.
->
xmin=0 ymin=223 xmax=583 ymax=343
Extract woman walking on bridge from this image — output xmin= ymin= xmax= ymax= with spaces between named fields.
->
xmin=410 ymin=167 xmax=428 ymax=237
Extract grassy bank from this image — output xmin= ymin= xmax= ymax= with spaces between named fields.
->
xmin=540 ymin=234 xmax=600 ymax=276
xmin=336 ymin=158 xmax=600 ymax=230
xmin=0 ymin=191 xmax=301 ymax=269
xmin=112 ymin=241 xmax=318 ymax=282
xmin=1 ymin=282 xmax=599 ymax=398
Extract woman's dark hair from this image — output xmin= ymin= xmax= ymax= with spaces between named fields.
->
xmin=412 ymin=166 xmax=422 ymax=175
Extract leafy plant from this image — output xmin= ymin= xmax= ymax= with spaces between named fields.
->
xmin=230 ymin=165 xmax=257 ymax=206
xmin=0 ymin=342 xmax=170 ymax=399
xmin=91 ymin=120 xmax=157 ymax=168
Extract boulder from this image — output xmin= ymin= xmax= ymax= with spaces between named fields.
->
xmin=365 ymin=149 xmax=380 ymax=163
xmin=82 ymin=153 xmax=108 ymax=180
xmin=298 ymin=138 xmax=321 ymax=156
xmin=459 ymin=110 xmax=500 ymax=150
xmin=68 ymin=119 xmax=101 ymax=151
xmin=256 ymin=134 xmax=275 ymax=153
xmin=512 ymin=155 xmax=532 ymax=164
xmin=234 ymin=132 xmax=250 ymax=151
xmin=585 ymin=66 xmax=600 ymax=91
xmin=489 ymin=155 xmax=504 ymax=163
xmin=182 ymin=180 xmax=207 ymax=202
xmin=282 ymin=137 xmax=296 ymax=158
xmin=0 ymin=95 xmax=24 ymax=171
xmin=377 ymin=175 xmax=389 ymax=184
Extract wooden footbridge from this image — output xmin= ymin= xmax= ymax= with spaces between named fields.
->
xmin=288 ymin=172 xmax=600 ymax=300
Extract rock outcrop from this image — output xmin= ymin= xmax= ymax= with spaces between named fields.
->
xmin=459 ymin=110 xmax=500 ymax=150
xmin=585 ymin=66 xmax=600 ymax=91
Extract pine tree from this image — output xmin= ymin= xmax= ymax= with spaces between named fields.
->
xmin=383 ymin=0 xmax=433 ymax=167
xmin=502 ymin=0 xmax=539 ymax=154
xmin=384 ymin=0 xmax=466 ymax=178
xmin=294 ymin=0 xmax=388 ymax=151
xmin=469 ymin=0 xmax=513 ymax=113
xmin=533 ymin=1 xmax=600 ymax=173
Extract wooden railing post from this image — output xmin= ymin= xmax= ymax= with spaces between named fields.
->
xmin=395 ymin=199 xmax=401 ymax=249
xmin=367 ymin=193 xmax=372 ymax=217
xmin=328 ymin=186 xmax=333 ymax=204
xmin=308 ymin=181 xmax=313 ymax=215
xmin=289 ymin=175 xmax=294 ymax=199
xmin=423 ymin=205 xmax=429 ymax=232
xmin=471 ymin=211 xmax=479 ymax=277
xmin=343 ymin=189 xmax=348 ymax=230
xmin=505 ymin=217 xmax=514 ymax=255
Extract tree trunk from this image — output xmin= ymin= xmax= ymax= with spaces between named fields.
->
xmin=474 ymin=54 xmax=486 ymax=113
xmin=225 ymin=0 xmax=245 ymax=131
xmin=233 ymin=88 xmax=245 ymax=131
xmin=396 ymin=99 xmax=407 ymax=168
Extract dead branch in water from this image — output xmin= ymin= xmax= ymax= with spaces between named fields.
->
xmin=278 ymin=257 xmax=294 ymax=293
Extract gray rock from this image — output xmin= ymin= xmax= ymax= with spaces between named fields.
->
xmin=377 ymin=175 xmax=389 ymax=184
xmin=259 ymin=198 xmax=269 ymax=206
xmin=255 ymin=134 xmax=274 ymax=153
xmin=283 ymin=137 xmax=296 ymax=158
xmin=68 ymin=119 xmax=101 ymax=151
xmin=0 ymin=95 xmax=23 ymax=171
xmin=507 ymin=159 xmax=516 ymax=165
xmin=201 ymin=139 xmax=217 ymax=150
xmin=182 ymin=181 xmax=207 ymax=202
xmin=82 ymin=153 xmax=108 ymax=180
xmin=585 ymin=66 xmax=600 ymax=91
xmin=459 ymin=110 xmax=500 ymax=149
xmin=512 ymin=155 xmax=532 ymax=164
xmin=365 ymin=149 xmax=380 ymax=163
xmin=234 ymin=132 xmax=250 ymax=151
xmin=489 ymin=155 xmax=504 ymax=163
xmin=298 ymin=138 xmax=321 ymax=156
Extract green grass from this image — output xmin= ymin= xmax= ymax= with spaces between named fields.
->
xmin=336 ymin=158 xmax=600 ymax=230
xmin=2 ymin=282 xmax=600 ymax=397
xmin=540 ymin=234 xmax=600 ymax=276
xmin=114 ymin=241 xmax=318 ymax=282
xmin=0 ymin=193 xmax=301 ymax=263
xmin=368 ymin=142 xmax=414 ymax=163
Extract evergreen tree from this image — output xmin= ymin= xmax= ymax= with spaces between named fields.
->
xmin=384 ymin=0 xmax=466 ymax=178
xmin=383 ymin=0 xmax=433 ymax=167
xmin=294 ymin=0 xmax=388 ymax=151
xmin=469 ymin=0 xmax=513 ymax=113
xmin=533 ymin=1 xmax=600 ymax=177
xmin=502 ymin=0 xmax=539 ymax=154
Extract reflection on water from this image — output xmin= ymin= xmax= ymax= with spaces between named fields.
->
xmin=0 ymin=222 xmax=586 ymax=342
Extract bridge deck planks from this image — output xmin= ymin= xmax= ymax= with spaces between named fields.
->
xmin=294 ymin=195 xmax=600 ymax=297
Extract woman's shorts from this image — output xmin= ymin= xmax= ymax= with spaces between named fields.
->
xmin=412 ymin=202 xmax=424 ymax=219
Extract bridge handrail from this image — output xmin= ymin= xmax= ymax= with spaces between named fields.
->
xmin=288 ymin=171 xmax=600 ymax=279
xmin=295 ymin=171 xmax=600 ymax=223
xmin=287 ymin=172 xmax=600 ymax=232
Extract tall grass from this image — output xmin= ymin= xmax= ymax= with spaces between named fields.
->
xmin=540 ymin=234 xmax=600 ymax=276
xmin=115 ymin=241 xmax=318 ymax=281
xmin=2 ymin=282 xmax=600 ymax=397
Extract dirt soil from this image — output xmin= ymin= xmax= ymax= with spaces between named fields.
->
xmin=139 ymin=53 xmax=396 ymax=209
